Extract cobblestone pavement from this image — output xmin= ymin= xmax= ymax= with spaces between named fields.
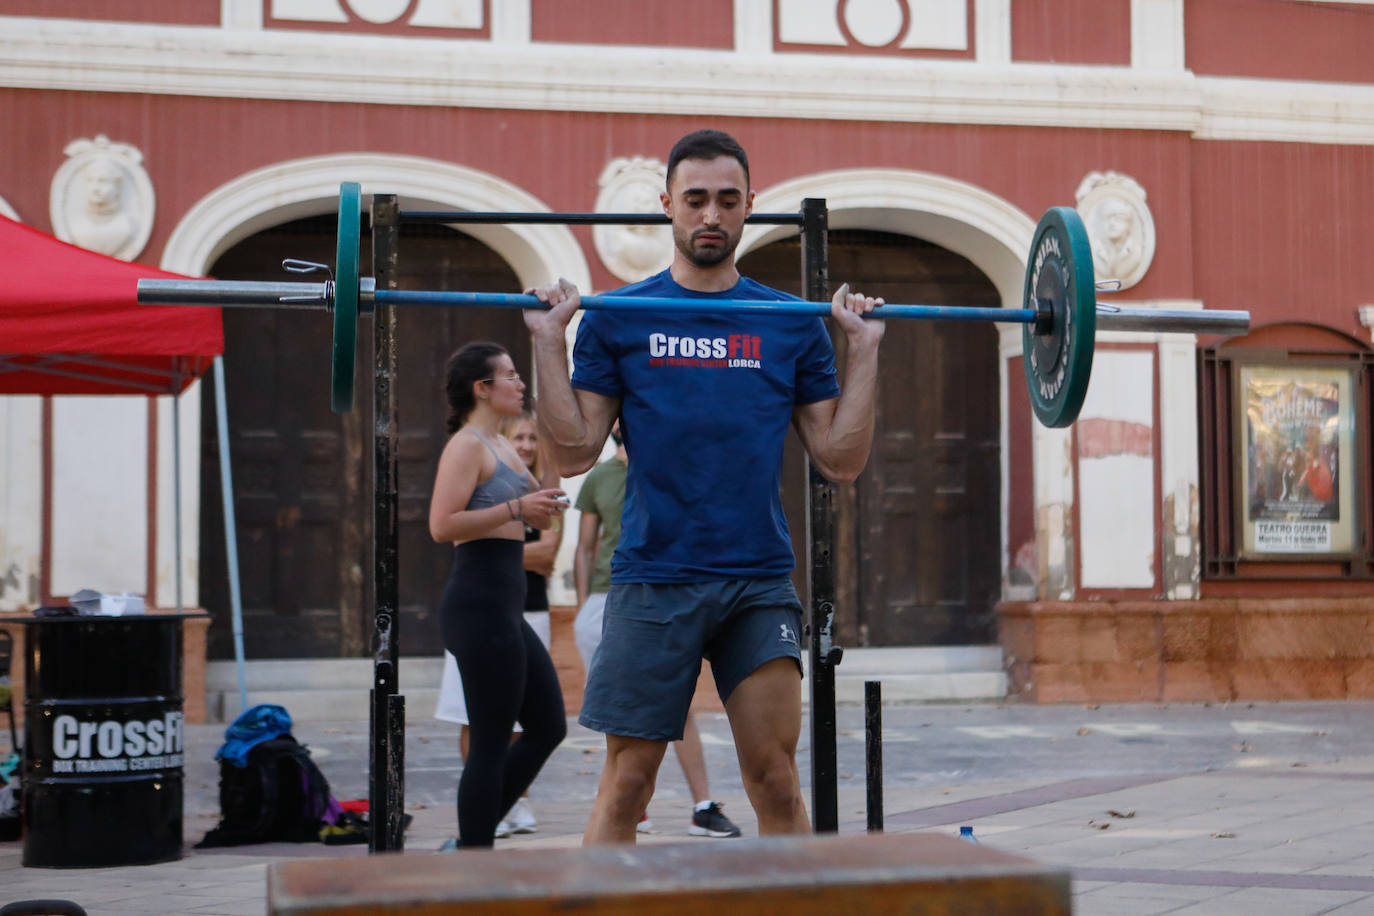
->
xmin=3 ymin=700 xmax=1373 ymax=914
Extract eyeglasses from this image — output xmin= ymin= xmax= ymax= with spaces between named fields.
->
xmin=480 ymin=373 xmax=522 ymax=385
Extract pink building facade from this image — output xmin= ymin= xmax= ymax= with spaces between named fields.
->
xmin=1 ymin=0 xmax=1371 ymax=700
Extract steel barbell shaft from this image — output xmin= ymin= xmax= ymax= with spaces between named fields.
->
xmin=375 ymin=289 xmax=1033 ymax=324
xmin=137 ymin=279 xmax=1250 ymax=336
xmin=137 ymin=279 xmax=330 ymax=309
xmin=379 ymin=291 xmax=1250 ymax=334
xmin=1094 ymin=307 xmax=1250 ymax=335
xmin=138 ymin=279 xmax=1035 ymax=322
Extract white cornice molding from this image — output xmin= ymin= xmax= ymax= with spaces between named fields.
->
xmin=1195 ymin=77 xmax=1374 ymax=144
xmin=2 ymin=16 xmax=1372 ymax=143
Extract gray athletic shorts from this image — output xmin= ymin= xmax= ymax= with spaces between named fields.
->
xmin=577 ymin=576 xmax=805 ymax=742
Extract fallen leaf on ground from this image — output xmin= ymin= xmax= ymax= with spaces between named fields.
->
xmin=1107 ymin=809 xmax=1135 ymax=819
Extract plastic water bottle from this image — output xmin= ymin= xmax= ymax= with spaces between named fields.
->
xmin=959 ymin=825 xmax=979 ymax=844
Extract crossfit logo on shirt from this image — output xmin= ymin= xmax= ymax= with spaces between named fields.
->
xmin=646 ymin=333 xmax=762 ymax=369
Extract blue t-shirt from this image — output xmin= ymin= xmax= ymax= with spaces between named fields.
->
xmin=571 ymin=270 xmax=840 ymax=583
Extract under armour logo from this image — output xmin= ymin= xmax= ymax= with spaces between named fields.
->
xmin=778 ymin=624 xmax=798 ymax=646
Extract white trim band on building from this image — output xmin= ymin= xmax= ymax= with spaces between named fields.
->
xmin=3 ymin=16 xmax=1373 ymax=144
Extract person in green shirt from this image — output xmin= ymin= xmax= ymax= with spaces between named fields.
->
xmin=573 ymin=425 xmax=741 ymax=838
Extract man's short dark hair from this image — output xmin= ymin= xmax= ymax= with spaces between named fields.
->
xmin=666 ymin=129 xmax=750 ymax=190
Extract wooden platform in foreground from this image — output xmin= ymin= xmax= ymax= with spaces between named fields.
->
xmin=267 ymin=831 xmax=1071 ymax=915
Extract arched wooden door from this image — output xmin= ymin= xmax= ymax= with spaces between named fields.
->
xmin=739 ymin=229 xmax=1002 ymax=646
xmin=200 ymin=214 xmax=527 ymax=660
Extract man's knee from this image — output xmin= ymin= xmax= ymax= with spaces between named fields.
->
xmin=739 ymin=748 xmax=801 ymax=808
xmin=608 ymin=763 xmax=654 ymax=802
xmin=602 ymin=741 xmax=664 ymax=806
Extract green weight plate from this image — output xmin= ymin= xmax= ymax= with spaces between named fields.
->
xmin=332 ymin=182 xmax=361 ymax=413
xmin=1022 ymin=206 xmax=1095 ymax=428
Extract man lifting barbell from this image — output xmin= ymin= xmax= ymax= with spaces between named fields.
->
xmin=526 ymin=129 xmax=885 ymax=845
xmin=134 ymin=135 xmax=1251 ymax=851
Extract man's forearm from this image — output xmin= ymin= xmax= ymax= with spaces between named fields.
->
xmin=531 ymin=329 xmax=598 ymax=474
xmin=821 ymin=336 xmax=881 ymax=479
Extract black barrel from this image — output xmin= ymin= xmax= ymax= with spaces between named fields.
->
xmin=21 ymin=613 xmax=189 ymax=867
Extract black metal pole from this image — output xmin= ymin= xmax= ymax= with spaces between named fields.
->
xmin=865 ymin=680 xmax=884 ymax=832
xmin=801 ymin=197 xmax=840 ymax=834
xmin=369 ymin=194 xmax=404 ymax=852
xmin=387 ymin=691 xmax=406 ymax=848
xmin=398 ymin=210 xmax=803 ymax=226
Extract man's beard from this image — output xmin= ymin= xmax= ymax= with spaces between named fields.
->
xmin=676 ymin=229 xmax=737 ymax=268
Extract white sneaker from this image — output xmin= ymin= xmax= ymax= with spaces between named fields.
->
xmin=508 ymin=798 xmax=538 ymax=834
xmin=494 ymin=819 xmax=513 ymax=839
xmin=636 ymin=813 xmax=654 ymax=834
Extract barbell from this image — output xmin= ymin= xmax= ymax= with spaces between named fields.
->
xmin=138 ymin=182 xmax=1249 ymax=424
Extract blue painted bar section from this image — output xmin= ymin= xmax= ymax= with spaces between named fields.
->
xmin=374 ymin=289 xmax=1036 ymax=324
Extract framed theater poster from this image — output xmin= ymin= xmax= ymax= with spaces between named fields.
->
xmin=1238 ymin=364 xmax=1358 ymax=556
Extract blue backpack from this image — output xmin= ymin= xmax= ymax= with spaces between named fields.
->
xmin=196 ymin=705 xmax=339 ymax=847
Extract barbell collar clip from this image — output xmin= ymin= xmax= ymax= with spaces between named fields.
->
xmin=282 ymin=258 xmax=333 ymax=279
xmin=281 ymin=279 xmax=333 ymax=308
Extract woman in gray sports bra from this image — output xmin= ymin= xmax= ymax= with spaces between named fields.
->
xmin=428 ymin=341 xmax=569 ymax=848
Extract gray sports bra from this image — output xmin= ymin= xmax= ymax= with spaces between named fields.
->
xmin=464 ymin=430 xmax=538 ymax=511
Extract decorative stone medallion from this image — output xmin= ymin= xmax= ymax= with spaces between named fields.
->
xmin=50 ymin=135 xmax=155 ymax=261
xmin=1075 ymin=171 xmax=1155 ymax=291
xmin=593 ymin=156 xmax=673 ymax=284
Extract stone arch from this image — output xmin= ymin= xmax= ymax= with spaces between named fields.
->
xmin=741 ymin=168 xmax=1035 ymax=313
xmin=740 ymin=169 xmax=1043 ymax=606
xmin=159 ymin=153 xmax=591 ymax=290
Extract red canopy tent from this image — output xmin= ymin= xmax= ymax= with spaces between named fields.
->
xmin=0 ymin=215 xmax=248 ymax=703
xmin=0 ymin=215 xmax=222 ymax=394
xmin=0 ymin=212 xmax=226 ymax=610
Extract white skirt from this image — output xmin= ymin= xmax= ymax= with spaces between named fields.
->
xmin=434 ymin=610 xmax=552 ymax=726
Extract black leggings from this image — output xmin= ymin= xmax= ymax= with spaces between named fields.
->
xmin=440 ymin=538 xmax=566 ymax=847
